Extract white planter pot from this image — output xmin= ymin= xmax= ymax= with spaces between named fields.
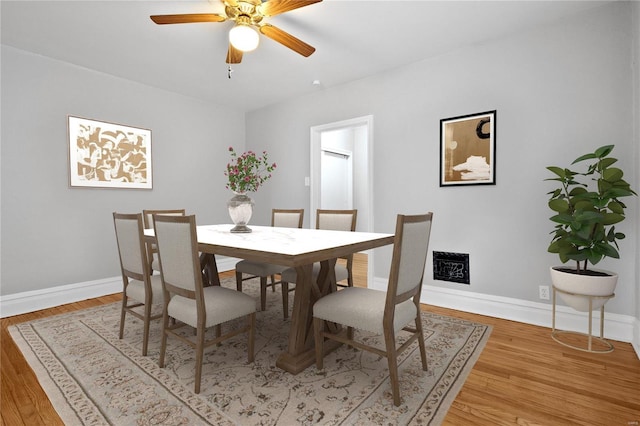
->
xmin=549 ymin=266 xmax=617 ymax=312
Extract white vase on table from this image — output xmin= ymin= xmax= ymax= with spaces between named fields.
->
xmin=227 ymin=192 xmax=254 ymax=233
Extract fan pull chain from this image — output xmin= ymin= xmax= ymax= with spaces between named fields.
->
xmin=228 ymin=65 xmax=234 ymax=79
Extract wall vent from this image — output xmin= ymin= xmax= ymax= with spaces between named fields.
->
xmin=433 ymin=251 xmax=470 ymax=284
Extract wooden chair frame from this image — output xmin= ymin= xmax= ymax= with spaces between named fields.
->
xmin=313 ymin=212 xmax=433 ymax=406
xmin=235 ymin=208 xmax=304 ymax=318
xmin=142 ymin=209 xmax=186 ymax=272
xmin=281 ymin=209 xmax=358 ymax=300
xmin=112 ymin=212 xmax=162 ymax=356
xmin=316 ymin=209 xmax=357 ymax=287
xmin=154 ymin=215 xmax=256 ymax=394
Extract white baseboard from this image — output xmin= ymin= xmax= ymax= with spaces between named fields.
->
xmin=1 ymin=277 xmax=122 ymax=318
xmin=370 ymin=278 xmax=637 ymax=348
xmin=633 ymin=318 xmax=640 ymax=359
xmin=0 ymin=257 xmax=239 ymax=319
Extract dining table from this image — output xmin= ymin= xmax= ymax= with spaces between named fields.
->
xmin=145 ymin=223 xmax=394 ymax=374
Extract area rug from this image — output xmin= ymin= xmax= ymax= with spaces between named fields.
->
xmin=9 ymin=277 xmax=491 ymax=425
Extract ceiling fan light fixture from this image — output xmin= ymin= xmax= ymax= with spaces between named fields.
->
xmin=229 ymin=23 xmax=259 ymax=52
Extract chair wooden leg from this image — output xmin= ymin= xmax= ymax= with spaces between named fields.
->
xmin=347 ymin=271 xmax=354 ymax=287
xmin=235 ymin=271 xmax=243 ymax=292
xmin=281 ymin=281 xmax=289 ymax=319
xmin=215 ymin=324 xmax=222 ymax=346
xmin=415 ymin=316 xmax=428 ymax=371
xmin=260 ymin=276 xmax=268 ymax=311
xmin=270 ymin=275 xmax=277 ymax=292
xmin=142 ymin=303 xmax=151 ymax=356
xmin=313 ymin=317 xmax=324 ymax=370
xmin=119 ymin=296 xmax=127 ymax=339
xmin=247 ymin=313 xmax=256 ymax=363
xmin=159 ymin=312 xmax=169 ymax=368
xmin=384 ymin=329 xmax=401 ymax=406
xmin=194 ymin=327 xmax=205 ymax=394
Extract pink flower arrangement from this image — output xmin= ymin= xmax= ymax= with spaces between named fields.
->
xmin=224 ymin=146 xmax=277 ymax=193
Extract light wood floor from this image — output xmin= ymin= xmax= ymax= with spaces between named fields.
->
xmin=2 ymin=254 xmax=639 ymax=425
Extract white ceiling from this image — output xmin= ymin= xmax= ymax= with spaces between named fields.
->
xmin=1 ymin=0 xmax=611 ymax=112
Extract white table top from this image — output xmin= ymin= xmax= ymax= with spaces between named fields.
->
xmin=145 ymin=224 xmax=394 ymax=266
xmin=198 ymin=224 xmax=391 ymax=254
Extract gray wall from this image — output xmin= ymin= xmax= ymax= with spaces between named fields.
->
xmin=246 ymin=2 xmax=639 ymax=316
xmin=1 ymin=46 xmax=245 ymax=295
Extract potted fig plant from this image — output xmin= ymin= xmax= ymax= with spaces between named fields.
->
xmin=546 ymin=145 xmax=636 ymax=311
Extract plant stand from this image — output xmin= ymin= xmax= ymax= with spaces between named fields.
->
xmin=551 ymin=286 xmax=615 ymax=353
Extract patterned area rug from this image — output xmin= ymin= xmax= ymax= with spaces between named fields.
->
xmin=9 ymin=277 xmax=491 ymax=425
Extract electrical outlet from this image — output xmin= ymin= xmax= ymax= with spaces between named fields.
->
xmin=539 ymin=285 xmax=550 ymax=300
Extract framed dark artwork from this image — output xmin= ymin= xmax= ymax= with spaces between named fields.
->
xmin=440 ymin=110 xmax=496 ymax=186
xmin=68 ymin=116 xmax=152 ymax=189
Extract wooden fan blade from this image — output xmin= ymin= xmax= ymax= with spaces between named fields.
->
xmin=259 ymin=0 xmax=322 ymax=17
xmin=260 ymin=24 xmax=315 ymax=57
xmin=226 ymin=44 xmax=243 ymax=64
xmin=150 ymin=14 xmax=226 ymax=25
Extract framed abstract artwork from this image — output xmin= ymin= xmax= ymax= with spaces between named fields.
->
xmin=68 ymin=116 xmax=152 ymax=189
xmin=440 ymin=110 xmax=496 ymax=186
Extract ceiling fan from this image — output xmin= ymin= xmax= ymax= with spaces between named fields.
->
xmin=150 ymin=0 xmax=322 ymax=64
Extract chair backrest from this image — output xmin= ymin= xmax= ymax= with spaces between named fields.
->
xmin=113 ymin=212 xmax=149 ymax=280
xmin=153 ymin=215 xmax=202 ymax=299
xmin=385 ymin=213 xmax=433 ymax=307
xmin=316 ymin=209 xmax=357 ymax=231
xmin=272 ymin=209 xmax=304 ymax=228
xmin=142 ymin=209 xmax=186 ymax=229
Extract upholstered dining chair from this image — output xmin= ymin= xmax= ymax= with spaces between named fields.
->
xmin=142 ymin=209 xmax=186 ymax=272
xmin=112 ymin=212 xmax=164 ymax=356
xmin=313 ymin=212 xmax=433 ymax=406
xmin=153 ymin=214 xmax=256 ymax=394
xmin=235 ymin=208 xmax=304 ymax=318
xmin=280 ymin=209 xmax=357 ymax=300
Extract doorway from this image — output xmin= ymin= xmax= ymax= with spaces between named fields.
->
xmin=310 ymin=115 xmax=374 ymax=284
xmin=320 ymin=146 xmax=353 ymax=210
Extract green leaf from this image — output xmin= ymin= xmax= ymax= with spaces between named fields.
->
xmin=602 ymin=212 xmax=624 ymax=225
xmin=575 ymin=210 xmax=602 ymax=222
xmin=546 ymin=166 xmax=566 ymax=178
xmin=595 ymin=242 xmax=620 ymax=259
xmin=608 ymin=201 xmax=623 ymax=214
xmin=607 ymin=186 xmax=636 ymax=198
xmin=598 ymin=157 xmax=617 ymax=169
xmin=569 ymin=187 xmax=588 ymax=196
xmin=594 ymin=145 xmax=615 ymax=158
xmin=586 ymin=250 xmax=603 ymax=265
xmin=602 ymin=167 xmax=623 ymax=182
xmin=549 ymin=213 xmax=574 ymax=225
xmin=573 ymin=152 xmax=597 ymax=164
xmin=548 ymin=199 xmax=569 ymax=213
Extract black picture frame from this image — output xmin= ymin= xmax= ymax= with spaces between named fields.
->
xmin=440 ymin=110 xmax=496 ymax=187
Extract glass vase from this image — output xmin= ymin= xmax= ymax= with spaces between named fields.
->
xmin=227 ymin=192 xmax=254 ymax=233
